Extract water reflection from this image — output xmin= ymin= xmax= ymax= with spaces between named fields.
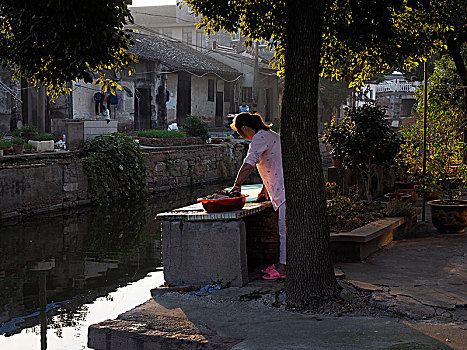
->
xmin=0 ymin=183 xmax=226 ymax=349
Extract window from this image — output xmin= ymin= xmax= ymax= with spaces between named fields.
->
xmin=182 ymin=27 xmax=192 ymax=45
xmin=242 ymin=87 xmax=252 ymax=103
xmin=196 ymin=31 xmax=206 ymax=50
xmin=208 ymin=79 xmax=215 ymax=101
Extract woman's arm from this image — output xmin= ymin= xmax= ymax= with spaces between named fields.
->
xmin=231 ymin=163 xmax=254 ymax=192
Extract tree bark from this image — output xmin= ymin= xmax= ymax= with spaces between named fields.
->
xmin=282 ymin=0 xmax=340 ymax=309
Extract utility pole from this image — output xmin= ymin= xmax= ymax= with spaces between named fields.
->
xmin=422 ymin=60 xmax=428 ymax=221
xmin=253 ymin=41 xmax=259 ymax=113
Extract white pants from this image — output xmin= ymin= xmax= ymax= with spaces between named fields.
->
xmin=278 ymin=202 xmax=286 ymax=265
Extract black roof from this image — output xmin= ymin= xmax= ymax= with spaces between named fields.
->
xmin=128 ymin=32 xmax=241 ymax=79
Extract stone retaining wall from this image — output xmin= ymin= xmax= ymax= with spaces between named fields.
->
xmin=0 ymin=144 xmax=247 ymax=221
xmin=136 ymin=137 xmax=204 ymax=147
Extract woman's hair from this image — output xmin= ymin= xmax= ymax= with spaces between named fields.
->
xmin=230 ymin=112 xmax=271 ymax=133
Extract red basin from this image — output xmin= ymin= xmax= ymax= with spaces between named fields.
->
xmin=197 ymin=195 xmax=248 ymax=213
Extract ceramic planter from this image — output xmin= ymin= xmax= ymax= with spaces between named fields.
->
xmin=428 ymin=199 xmax=467 ymax=233
xmin=28 ymin=140 xmax=54 ymax=152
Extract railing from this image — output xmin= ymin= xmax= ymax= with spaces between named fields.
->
xmin=376 ymin=82 xmax=418 ymax=93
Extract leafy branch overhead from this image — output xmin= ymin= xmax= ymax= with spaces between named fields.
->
xmin=184 ymin=0 xmax=466 ymax=87
xmin=0 ymin=0 xmax=135 ymax=96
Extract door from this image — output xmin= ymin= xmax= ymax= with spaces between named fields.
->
xmin=134 ymin=88 xmax=151 ymax=130
xmin=176 ymin=72 xmax=191 ymax=126
xmin=215 ymin=92 xmax=223 ymax=127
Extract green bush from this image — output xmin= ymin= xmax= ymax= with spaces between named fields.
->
xmin=384 ymin=200 xmax=416 ymax=218
xmin=33 ymin=133 xmax=55 ymax=141
xmin=12 ymin=136 xmax=25 ymax=144
xmin=182 ymin=115 xmax=209 ymax=141
xmin=20 ymin=124 xmax=38 ymax=133
xmin=12 ymin=129 xmax=21 ymax=137
xmin=24 ymin=143 xmax=33 ymax=149
xmin=137 ymin=129 xmax=188 ymax=138
xmin=0 ymin=140 xmax=12 ymax=149
xmin=83 ymin=133 xmax=147 ymax=205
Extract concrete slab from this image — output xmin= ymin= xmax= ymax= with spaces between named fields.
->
xmin=89 ymin=292 xmax=461 ymax=350
xmin=339 ymin=234 xmax=467 ymax=315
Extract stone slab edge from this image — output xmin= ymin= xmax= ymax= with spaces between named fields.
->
xmin=330 ymin=213 xmax=417 ymax=243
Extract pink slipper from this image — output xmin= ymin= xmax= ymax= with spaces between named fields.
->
xmin=262 ymin=269 xmax=286 ymax=280
xmin=261 ymin=264 xmax=276 ymax=274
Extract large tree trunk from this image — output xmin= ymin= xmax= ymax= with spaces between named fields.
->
xmin=282 ymin=0 xmax=340 ymax=309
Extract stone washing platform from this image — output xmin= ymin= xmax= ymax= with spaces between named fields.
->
xmin=156 ymin=186 xmax=419 ymax=288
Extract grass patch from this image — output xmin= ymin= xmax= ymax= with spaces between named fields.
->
xmin=137 ymin=129 xmax=188 ymax=138
xmin=33 ymin=133 xmax=55 ymax=141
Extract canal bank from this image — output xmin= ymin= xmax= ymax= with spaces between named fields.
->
xmin=0 ymin=143 xmax=247 ymax=222
xmin=0 ymin=182 xmax=231 ymax=350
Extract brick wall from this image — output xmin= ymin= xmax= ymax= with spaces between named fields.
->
xmin=243 ymin=205 xmax=280 ymax=272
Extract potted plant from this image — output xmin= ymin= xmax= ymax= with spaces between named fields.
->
xmin=29 ymin=133 xmax=55 ymax=152
xmin=0 ymin=139 xmax=12 ymax=155
xmin=23 ymin=142 xmax=35 ymax=153
xmin=322 ymin=116 xmax=350 ymax=167
xmin=20 ymin=124 xmax=39 ymax=141
xmin=12 ymin=137 xmax=25 ymax=155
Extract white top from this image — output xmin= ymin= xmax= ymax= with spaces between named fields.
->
xmin=244 ymin=129 xmax=285 ymax=210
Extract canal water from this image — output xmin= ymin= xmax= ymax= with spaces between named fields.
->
xmin=0 ymin=183 xmax=227 ymax=350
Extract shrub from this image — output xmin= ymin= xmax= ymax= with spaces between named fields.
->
xmin=384 ymin=200 xmax=416 ymax=218
xmin=83 ymin=133 xmax=147 ymax=205
xmin=20 ymin=124 xmax=38 ymax=133
xmin=0 ymin=140 xmax=12 ymax=149
xmin=24 ymin=143 xmax=33 ymax=149
xmin=339 ymin=104 xmax=402 ymax=201
xmin=137 ymin=129 xmax=188 ymax=138
xmin=12 ymin=129 xmax=21 ymax=137
xmin=182 ymin=115 xmax=209 ymax=141
xmin=33 ymin=133 xmax=55 ymax=141
xmin=322 ymin=117 xmax=351 ymax=159
xmin=12 ymin=137 xmax=25 ymax=144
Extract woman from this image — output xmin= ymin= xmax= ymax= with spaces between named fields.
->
xmin=230 ymin=112 xmax=286 ymax=279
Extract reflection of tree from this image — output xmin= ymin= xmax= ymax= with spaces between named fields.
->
xmin=48 ymin=305 xmax=89 ymax=338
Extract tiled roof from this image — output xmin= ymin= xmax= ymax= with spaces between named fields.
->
xmin=128 ymin=33 xmax=241 ymax=79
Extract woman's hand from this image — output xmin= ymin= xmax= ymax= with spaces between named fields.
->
xmin=230 ymin=185 xmax=241 ymax=194
xmin=257 ymin=185 xmax=269 ymax=202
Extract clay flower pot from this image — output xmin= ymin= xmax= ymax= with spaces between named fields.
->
xmin=13 ymin=143 xmax=24 ymax=155
xmin=331 ymin=158 xmax=343 ymax=168
xmin=428 ymin=199 xmax=467 ymax=233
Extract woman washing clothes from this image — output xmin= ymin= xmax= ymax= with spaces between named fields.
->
xmin=230 ymin=112 xmax=286 ymax=280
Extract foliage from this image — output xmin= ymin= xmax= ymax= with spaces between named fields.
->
xmin=398 ymin=55 xmax=467 ymax=199
xmin=181 ymin=115 xmax=209 ymax=141
xmin=82 ymin=133 xmax=147 ymax=205
xmin=32 ymin=133 xmax=55 ymax=141
xmin=319 ymin=78 xmax=352 ymax=109
xmin=11 ymin=136 xmax=24 ymax=144
xmin=24 ymin=142 xmax=33 ymax=149
xmin=326 ymin=182 xmax=359 ymax=220
xmin=384 ymin=200 xmax=416 ymax=217
xmin=11 ymin=129 xmax=21 ymax=137
xmin=322 ymin=117 xmax=351 ymax=159
xmin=183 ymin=0 xmax=465 ymax=87
xmin=20 ymin=124 xmax=38 ymax=133
xmin=0 ymin=0 xmax=134 ymax=97
xmin=337 ymin=104 xmax=402 ymax=201
xmin=0 ymin=140 xmax=12 ymax=149
xmin=137 ymin=129 xmax=188 ymax=139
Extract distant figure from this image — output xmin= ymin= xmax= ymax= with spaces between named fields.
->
xmin=102 ymin=106 xmax=110 ymax=122
xmin=239 ymin=101 xmax=250 ymax=113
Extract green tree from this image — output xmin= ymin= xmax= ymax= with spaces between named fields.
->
xmin=0 ymin=0 xmax=134 ymax=96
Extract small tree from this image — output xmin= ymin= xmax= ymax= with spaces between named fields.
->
xmin=181 ymin=116 xmax=209 ymax=141
xmin=341 ymin=104 xmax=402 ymax=201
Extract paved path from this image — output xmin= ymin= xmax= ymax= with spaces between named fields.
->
xmin=88 ymin=224 xmax=467 ymax=350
